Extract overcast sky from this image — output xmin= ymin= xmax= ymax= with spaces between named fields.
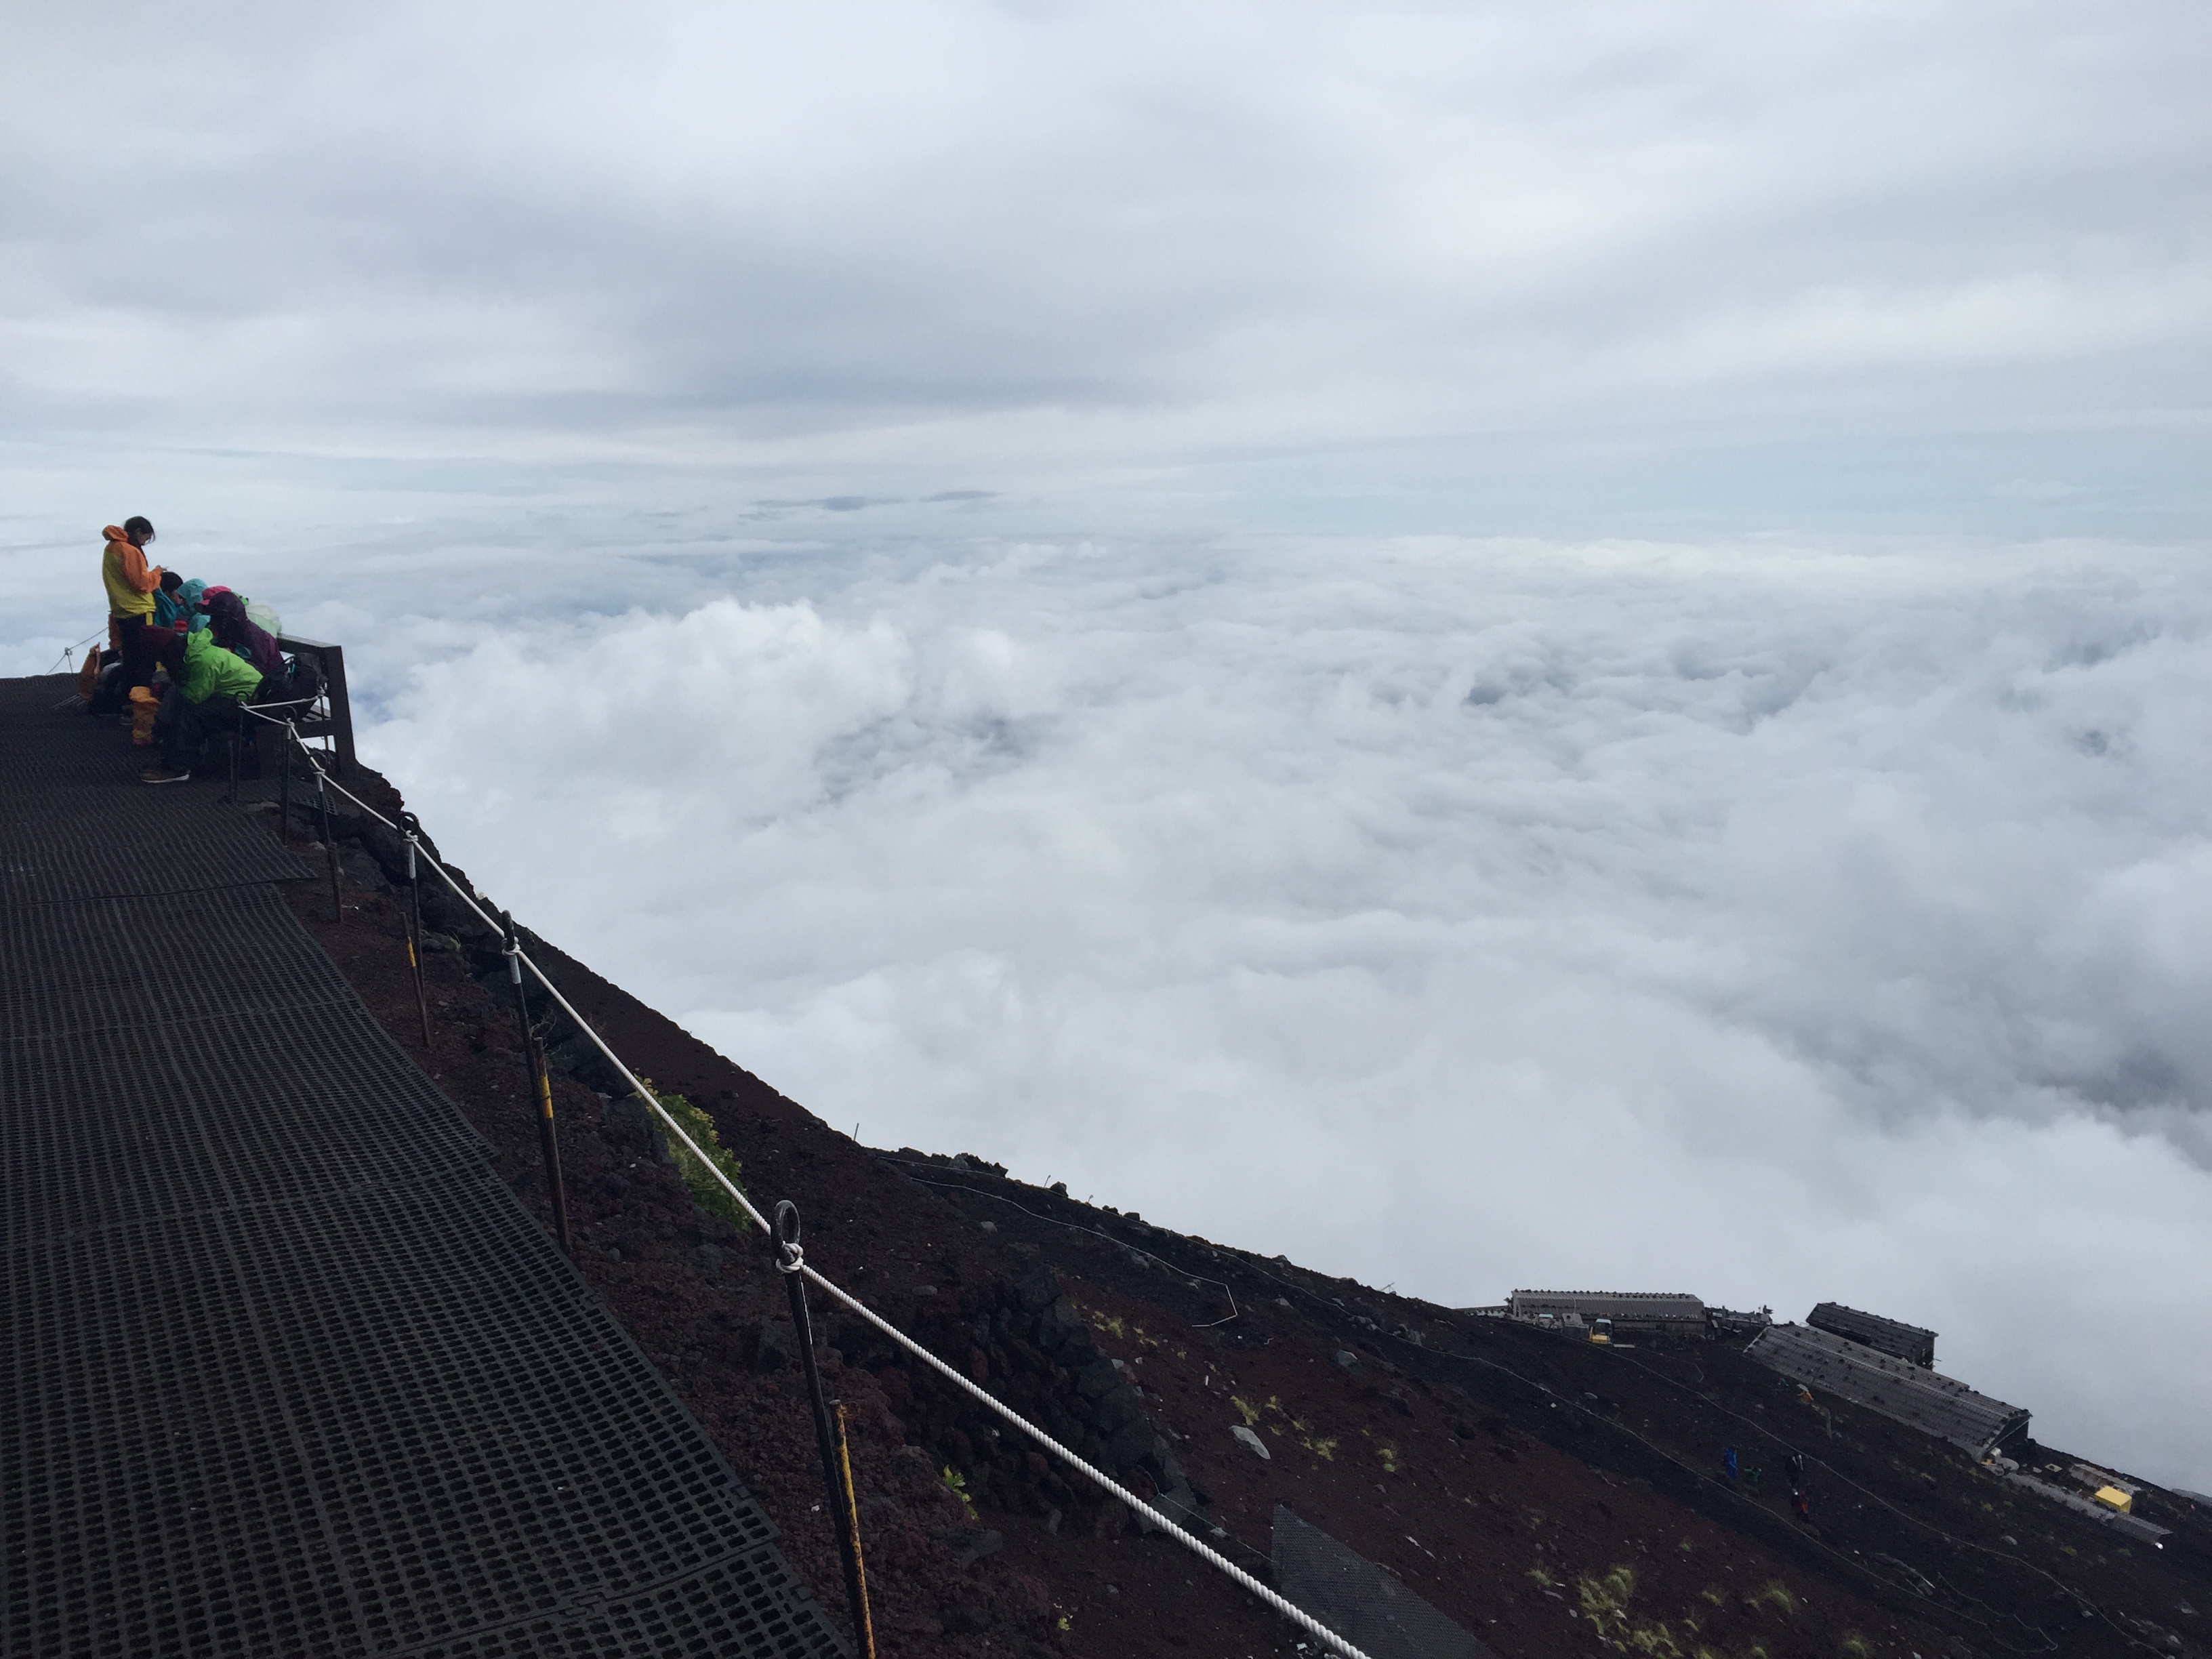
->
xmin=5 ymin=3 xmax=2209 ymax=1488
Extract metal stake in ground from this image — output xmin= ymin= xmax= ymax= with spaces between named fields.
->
xmin=401 ymin=813 xmax=434 ymax=1051
xmin=775 ymin=1202 xmax=876 ymax=1654
xmin=832 ymin=1401 xmax=879 ymax=1659
xmin=314 ymin=756 xmax=342 ymax=924
xmin=503 ymin=909 xmax=571 ymax=1254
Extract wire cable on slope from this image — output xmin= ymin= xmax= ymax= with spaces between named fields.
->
xmin=243 ymin=714 xmax=1377 ymax=1659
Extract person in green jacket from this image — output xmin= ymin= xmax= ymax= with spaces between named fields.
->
xmin=142 ymin=628 xmax=267 ymax=784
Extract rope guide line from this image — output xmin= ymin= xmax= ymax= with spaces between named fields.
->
xmin=798 ymin=1262 xmax=1370 ymax=1657
xmin=241 ymin=714 xmax=1375 ymax=1659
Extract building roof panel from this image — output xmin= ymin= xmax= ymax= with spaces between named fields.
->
xmin=1744 ymin=1324 xmax=2027 ymax=1458
xmin=1808 ymin=1302 xmax=1938 ymax=1366
xmin=1509 ymin=1290 xmax=1707 ymax=1322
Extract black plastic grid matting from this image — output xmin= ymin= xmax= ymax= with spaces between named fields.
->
xmin=0 ymin=790 xmax=314 ymax=901
xmin=0 ymin=884 xmax=352 ymax=1044
xmin=0 ymin=680 xmax=312 ymax=903
xmin=1 ymin=676 xmax=844 ymax=1659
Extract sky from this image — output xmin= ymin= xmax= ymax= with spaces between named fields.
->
xmin=3 ymin=3 xmax=2209 ymax=1488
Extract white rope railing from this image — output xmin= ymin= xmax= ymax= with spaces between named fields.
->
xmin=243 ymin=714 xmax=1374 ymax=1659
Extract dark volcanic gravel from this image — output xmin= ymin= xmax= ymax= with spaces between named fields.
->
xmin=254 ymin=756 xmax=2211 ymax=1659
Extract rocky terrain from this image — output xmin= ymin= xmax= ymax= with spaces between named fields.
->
xmin=263 ymin=754 xmax=2209 ymax=1659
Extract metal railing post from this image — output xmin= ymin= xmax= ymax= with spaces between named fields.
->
xmin=316 ymin=758 xmax=342 ymax=923
xmin=401 ymin=814 xmax=434 ymax=1052
xmin=775 ymin=1201 xmax=876 ymax=1654
xmin=504 ymin=909 xmax=571 ymax=1254
xmin=832 ymin=1401 xmax=879 ymax=1658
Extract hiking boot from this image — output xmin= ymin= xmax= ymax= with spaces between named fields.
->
xmin=140 ymin=764 xmax=192 ymax=785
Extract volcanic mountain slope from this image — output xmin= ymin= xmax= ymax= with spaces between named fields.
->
xmin=280 ymin=754 xmax=2209 ymax=1659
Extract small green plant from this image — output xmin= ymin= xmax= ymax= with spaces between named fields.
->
xmin=941 ymin=1465 xmax=978 ymax=1519
xmin=1576 ymin=1565 xmax=1687 ymax=1656
xmin=1231 ymin=1396 xmax=1261 ymax=1427
xmin=1839 ymin=1634 xmax=1875 ymax=1658
xmin=1748 ymin=1580 xmax=1796 ymax=1617
xmin=634 ymin=1080 xmax=750 ymax=1229
xmin=1377 ymin=1444 xmax=1401 ymax=1475
xmin=1525 ymin=1564 xmax=1557 ymax=1588
xmin=1578 ymin=1565 xmax=1637 ymax=1639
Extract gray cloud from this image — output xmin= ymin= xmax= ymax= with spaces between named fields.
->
xmin=3 ymin=2 xmax=2203 ymax=530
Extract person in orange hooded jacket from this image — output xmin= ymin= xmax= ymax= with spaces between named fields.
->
xmin=101 ymin=517 xmax=165 ymax=697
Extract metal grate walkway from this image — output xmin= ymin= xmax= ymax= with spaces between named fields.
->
xmin=1 ymin=678 xmax=846 ymax=1659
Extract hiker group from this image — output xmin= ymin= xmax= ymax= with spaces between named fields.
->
xmin=89 ymin=517 xmax=312 ymax=784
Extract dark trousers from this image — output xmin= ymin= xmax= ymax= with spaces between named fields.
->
xmin=157 ymin=691 xmax=242 ymax=771
xmin=115 ymin=616 xmax=159 ymax=690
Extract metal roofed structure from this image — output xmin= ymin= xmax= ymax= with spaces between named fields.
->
xmin=1708 ymin=1305 xmax=1774 ymax=1337
xmin=1809 ymin=1301 xmax=1937 ymax=1368
xmin=1509 ymin=1290 xmax=1707 ymax=1335
xmin=1744 ymin=1324 xmax=2029 ymax=1458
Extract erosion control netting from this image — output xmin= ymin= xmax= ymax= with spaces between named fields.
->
xmin=0 ymin=676 xmax=844 ymax=1659
xmin=1271 ymin=1507 xmax=1494 ymax=1659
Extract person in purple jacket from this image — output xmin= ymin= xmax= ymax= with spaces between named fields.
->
xmin=201 ymin=590 xmax=286 ymax=687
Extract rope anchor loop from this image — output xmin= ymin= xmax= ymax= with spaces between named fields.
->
xmin=775 ymin=1200 xmax=805 ymax=1273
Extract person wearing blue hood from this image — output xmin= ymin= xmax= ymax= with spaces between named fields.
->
xmin=152 ymin=572 xmax=189 ymax=629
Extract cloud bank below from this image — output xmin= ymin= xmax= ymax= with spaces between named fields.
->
xmin=356 ymin=532 xmax=2212 ymax=1489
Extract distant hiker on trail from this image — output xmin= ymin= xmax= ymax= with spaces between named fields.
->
xmin=100 ymin=518 xmax=165 ymax=699
xmin=1723 ymin=1446 xmax=1739 ymax=1479
xmin=142 ymin=626 xmax=264 ymax=785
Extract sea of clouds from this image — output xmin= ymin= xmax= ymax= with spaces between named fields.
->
xmin=4 ymin=0 xmax=2205 ymax=1495
xmin=77 ymin=523 xmax=2182 ymax=1492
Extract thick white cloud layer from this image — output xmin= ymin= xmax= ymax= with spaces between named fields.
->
xmin=349 ymin=533 xmax=2212 ymax=1489
xmin=2 ymin=0 xmax=2207 ymax=1493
